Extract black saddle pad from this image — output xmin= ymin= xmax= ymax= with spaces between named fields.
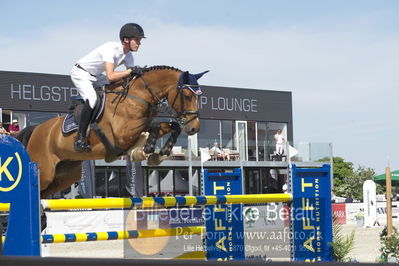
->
xmin=62 ymin=93 xmax=106 ymax=134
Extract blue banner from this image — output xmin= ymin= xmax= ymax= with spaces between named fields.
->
xmin=0 ymin=135 xmax=40 ymax=256
xmin=291 ymin=164 xmax=333 ymax=262
xmin=203 ymin=168 xmax=245 ymax=261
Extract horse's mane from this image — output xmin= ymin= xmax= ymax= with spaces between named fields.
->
xmin=144 ymin=65 xmax=181 ymax=73
xmin=107 ymin=65 xmax=182 ymax=90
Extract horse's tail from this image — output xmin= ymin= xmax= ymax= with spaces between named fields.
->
xmin=16 ymin=125 xmax=37 ymax=147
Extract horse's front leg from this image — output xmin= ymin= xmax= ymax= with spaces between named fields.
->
xmin=146 ymin=122 xmax=181 ymax=166
xmin=143 ymin=120 xmax=160 ymax=154
xmin=159 ymin=122 xmax=181 ymax=156
xmin=144 ymin=121 xmax=181 ymax=155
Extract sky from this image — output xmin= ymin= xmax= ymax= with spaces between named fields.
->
xmin=0 ymin=0 xmax=398 ymax=174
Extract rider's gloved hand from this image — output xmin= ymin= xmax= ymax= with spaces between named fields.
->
xmin=129 ymin=66 xmax=146 ymax=76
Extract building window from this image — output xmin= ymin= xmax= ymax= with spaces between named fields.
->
xmin=191 ymin=169 xmax=201 ymax=195
xmin=247 ymin=121 xmax=257 ymax=161
xmin=107 ymin=169 xmax=122 ymax=197
xmin=245 ymin=169 xmax=261 ymax=194
xmin=10 ymin=111 xmax=63 ymax=129
xmin=95 ymin=169 xmax=107 ymax=197
xmin=261 ymin=168 xmax=287 ymax=193
xmin=235 ymin=121 xmax=247 ymax=161
xmin=174 ymin=132 xmax=188 ymax=149
xmin=257 ymin=122 xmax=267 ymax=161
xmin=221 ymin=120 xmax=235 ymax=149
xmin=174 ymin=169 xmax=189 ymax=196
xmin=95 ymin=167 xmax=125 ymax=197
xmin=148 ymin=169 xmax=173 ymax=196
xmin=26 ymin=111 xmax=62 ymax=126
xmin=198 ymin=119 xmax=220 ymax=149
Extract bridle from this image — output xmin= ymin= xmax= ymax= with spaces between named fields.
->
xmin=169 ymin=83 xmax=201 ymax=126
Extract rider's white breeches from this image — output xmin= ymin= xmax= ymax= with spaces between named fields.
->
xmin=71 ymin=66 xmax=109 ymax=109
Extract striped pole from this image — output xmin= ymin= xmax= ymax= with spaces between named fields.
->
xmin=1 ymin=226 xmax=204 ymax=244
xmin=1 ymin=194 xmax=292 ymax=212
xmin=39 ymin=194 xmax=292 ymax=211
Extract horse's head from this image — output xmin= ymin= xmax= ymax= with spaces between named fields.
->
xmin=125 ymin=66 xmax=208 ymax=135
xmin=168 ymin=70 xmax=209 ymax=135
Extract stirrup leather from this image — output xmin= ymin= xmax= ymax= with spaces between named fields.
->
xmin=74 ymin=134 xmax=92 ymax=152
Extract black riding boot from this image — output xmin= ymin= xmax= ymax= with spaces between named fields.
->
xmin=74 ymin=101 xmax=93 ymax=152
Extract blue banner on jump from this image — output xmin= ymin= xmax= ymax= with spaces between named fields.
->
xmin=291 ymin=164 xmax=333 ymax=262
xmin=203 ymin=168 xmax=245 ymax=261
xmin=0 ymin=135 xmax=41 ymax=256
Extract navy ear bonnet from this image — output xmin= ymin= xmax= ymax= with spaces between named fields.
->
xmin=177 ymin=70 xmax=209 ymax=95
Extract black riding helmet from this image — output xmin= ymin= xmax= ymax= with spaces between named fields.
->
xmin=119 ymin=23 xmax=146 ymax=41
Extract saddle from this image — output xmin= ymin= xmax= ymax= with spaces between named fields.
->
xmin=62 ymin=90 xmax=106 ymax=134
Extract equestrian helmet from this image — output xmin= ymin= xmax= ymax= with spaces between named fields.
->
xmin=120 ymin=23 xmax=145 ymax=41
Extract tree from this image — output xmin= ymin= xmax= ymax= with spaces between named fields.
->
xmin=318 ymin=156 xmax=354 ymax=197
xmin=332 ymin=157 xmax=354 ymax=181
xmin=339 ymin=166 xmax=376 ymax=201
xmin=318 ymin=156 xmax=382 ymax=200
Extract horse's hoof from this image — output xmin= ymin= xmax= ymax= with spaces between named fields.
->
xmin=147 ymin=153 xmax=164 ymax=166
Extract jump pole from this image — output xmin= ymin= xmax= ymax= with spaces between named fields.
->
xmin=0 ymin=193 xmax=292 ymax=212
xmin=1 ymin=226 xmax=204 ymax=244
xmin=38 ymin=194 xmax=292 ymax=211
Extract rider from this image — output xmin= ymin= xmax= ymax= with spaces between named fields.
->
xmin=70 ymin=23 xmax=145 ymax=152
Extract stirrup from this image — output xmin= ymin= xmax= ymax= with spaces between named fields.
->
xmin=74 ymin=135 xmax=92 ymax=152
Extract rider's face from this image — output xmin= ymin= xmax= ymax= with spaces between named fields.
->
xmin=129 ymin=37 xmax=142 ymax=51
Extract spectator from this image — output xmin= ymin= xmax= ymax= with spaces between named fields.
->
xmin=8 ymin=119 xmax=20 ymax=136
xmin=274 ymin=129 xmax=286 ymax=155
xmin=345 ymin=194 xmax=353 ymax=203
xmin=210 ymin=141 xmax=229 ymax=160
xmin=0 ymin=122 xmax=9 ymax=135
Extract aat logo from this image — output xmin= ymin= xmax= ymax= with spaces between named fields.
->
xmin=0 ymin=152 xmax=23 ymax=192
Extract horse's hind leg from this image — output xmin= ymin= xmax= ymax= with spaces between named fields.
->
xmin=40 ymin=160 xmax=83 ymax=198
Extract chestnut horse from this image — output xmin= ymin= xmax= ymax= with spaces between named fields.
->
xmin=17 ymin=65 xmax=207 ymax=198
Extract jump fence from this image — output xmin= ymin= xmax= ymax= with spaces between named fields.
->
xmin=0 ymin=135 xmax=333 ymax=262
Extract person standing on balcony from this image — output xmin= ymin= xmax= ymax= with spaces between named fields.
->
xmin=274 ymin=129 xmax=285 ymax=155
